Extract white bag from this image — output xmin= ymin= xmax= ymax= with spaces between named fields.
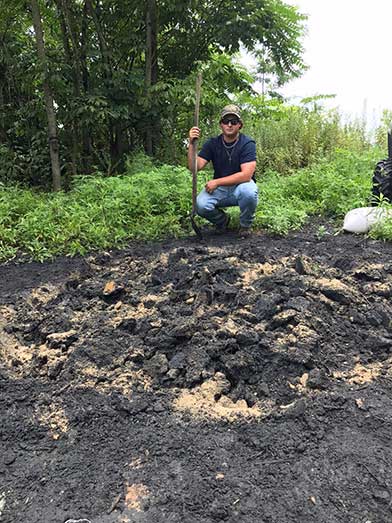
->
xmin=343 ymin=207 xmax=392 ymax=234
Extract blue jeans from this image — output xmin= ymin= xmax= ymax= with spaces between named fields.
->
xmin=196 ymin=180 xmax=259 ymax=228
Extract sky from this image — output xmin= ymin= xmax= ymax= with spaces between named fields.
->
xmin=246 ymin=0 xmax=392 ymax=129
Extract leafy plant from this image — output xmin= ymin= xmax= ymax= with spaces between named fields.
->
xmin=0 ymin=148 xmax=382 ymax=262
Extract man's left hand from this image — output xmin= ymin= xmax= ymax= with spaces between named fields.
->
xmin=205 ymin=180 xmax=219 ymax=194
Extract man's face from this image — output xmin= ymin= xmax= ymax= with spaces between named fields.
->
xmin=220 ymin=115 xmax=242 ymax=139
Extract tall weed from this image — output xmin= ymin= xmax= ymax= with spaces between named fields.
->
xmin=0 ymin=148 xmax=383 ymax=261
xmin=246 ymin=106 xmax=369 ymax=176
xmin=255 ymin=148 xmax=379 ymax=234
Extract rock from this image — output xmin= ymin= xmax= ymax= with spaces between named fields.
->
xmin=125 ymin=348 xmax=144 ymax=364
xmin=168 ymin=323 xmax=194 ymax=340
xmin=3 ymin=451 xmax=16 ymax=466
xmin=46 ymin=330 xmax=78 ymax=350
xmin=349 ymin=311 xmax=366 ymax=325
xmin=294 ymin=256 xmax=309 ymax=275
xmin=270 ymin=309 xmax=298 ymax=329
xmin=286 ymin=296 xmax=311 ymax=312
xmin=118 ymin=318 xmax=137 ymax=333
xmin=217 ymin=328 xmax=236 ymax=340
xmin=144 ymin=354 xmax=169 ymax=377
xmin=0 ymin=493 xmax=5 ymax=516
xmin=254 ymin=295 xmax=279 ymax=320
xmin=228 ymin=381 xmax=246 ymax=402
xmin=169 ymin=352 xmax=186 ymax=370
xmin=372 ymin=489 xmax=390 ymax=502
xmin=355 ymin=398 xmax=365 ymax=410
xmin=333 ymin=257 xmax=355 ymax=271
xmin=366 ymin=308 xmax=389 ymax=328
xmin=366 ymin=334 xmax=392 ymax=352
xmin=318 ymin=279 xmax=352 ymax=304
xmin=284 ymin=348 xmax=312 ymax=366
xmin=47 ymin=360 xmax=64 ymax=379
xmin=331 ymin=393 xmax=347 ymax=406
xmin=102 ymin=281 xmax=124 ymax=299
xmin=321 ymin=288 xmax=351 ymax=304
xmin=111 ymin=394 xmax=149 ymax=415
xmin=150 ymin=273 xmax=163 ymax=286
xmin=363 ymin=282 xmax=392 ymax=298
xmin=153 ymin=402 xmax=165 ymax=413
xmin=167 ymin=368 xmax=180 ymax=380
xmin=307 ymin=368 xmax=327 ymax=390
xmin=258 ymin=382 xmax=270 ymax=397
xmin=236 ymin=331 xmax=259 ymax=347
xmin=283 ymin=398 xmax=306 ymax=419
xmin=209 ymin=499 xmax=229 ymax=520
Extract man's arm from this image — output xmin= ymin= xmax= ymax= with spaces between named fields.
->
xmin=205 ymin=161 xmax=256 ymax=193
xmin=188 ymin=126 xmax=208 ymax=171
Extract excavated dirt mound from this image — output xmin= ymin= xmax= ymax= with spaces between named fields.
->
xmin=2 ymin=221 xmax=392 ymax=522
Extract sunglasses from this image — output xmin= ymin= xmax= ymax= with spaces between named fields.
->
xmin=221 ymin=118 xmax=240 ymax=126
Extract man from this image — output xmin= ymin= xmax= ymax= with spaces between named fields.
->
xmin=188 ymin=104 xmax=258 ymax=237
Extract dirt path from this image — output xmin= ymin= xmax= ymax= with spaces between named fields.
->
xmin=2 ymin=222 xmax=392 ymax=523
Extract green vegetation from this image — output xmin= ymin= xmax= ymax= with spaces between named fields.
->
xmin=0 ymin=146 xmax=385 ymax=262
xmin=255 ymin=148 xmax=380 ymax=234
xmin=0 ymin=165 xmax=194 ymax=261
xmin=0 ymin=0 xmax=307 ymax=189
xmin=246 ymin=101 xmax=368 ymax=175
xmin=2 ymin=1 xmax=391 ymax=260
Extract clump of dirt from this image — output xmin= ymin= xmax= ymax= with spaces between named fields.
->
xmin=124 ymin=483 xmax=150 ymax=511
xmin=2 ymin=222 xmax=392 ymax=522
xmin=173 ymin=371 xmax=267 ymax=420
xmin=36 ymin=401 xmax=69 ymax=440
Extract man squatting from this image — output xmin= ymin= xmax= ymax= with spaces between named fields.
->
xmin=187 ymin=104 xmax=258 ymax=237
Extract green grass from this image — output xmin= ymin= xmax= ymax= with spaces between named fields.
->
xmin=0 ymin=147 xmax=387 ymax=262
xmin=0 ymin=164 xmax=212 ymax=261
xmin=255 ymin=148 xmax=380 ymax=234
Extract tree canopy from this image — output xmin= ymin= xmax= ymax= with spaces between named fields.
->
xmin=0 ymin=0 xmax=307 ymax=188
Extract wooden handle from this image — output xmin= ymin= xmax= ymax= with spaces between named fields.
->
xmin=192 ymin=72 xmax=202 ymax=212
xmin=194 ymin=73 xmax=202 ymax=128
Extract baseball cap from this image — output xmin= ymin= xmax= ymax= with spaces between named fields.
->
xmin=220 ymin=104 xmax=242 ymax=121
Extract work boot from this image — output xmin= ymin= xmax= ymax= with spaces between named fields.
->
xmin=238 ymin=226 xmax=252 ymax=238
xmin=216 ymin=213 xmax=231 ymax=233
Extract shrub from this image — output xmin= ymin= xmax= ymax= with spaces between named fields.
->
xmin=0 ymin=148 xmax=383 ymax=261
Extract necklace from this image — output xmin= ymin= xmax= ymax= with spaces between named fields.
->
xmin=222 ymin=136 xmax=239 ymax=164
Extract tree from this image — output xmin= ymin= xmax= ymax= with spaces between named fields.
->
xmin=255 ymin=44 xmax=306 ymax=99
xmin=30 ymin=0 xmax=61 ymax=191
xmin=0 ymin=0 xmax=308 ymax=187
xmin=145 ymin=0 xmax=158 ymax=155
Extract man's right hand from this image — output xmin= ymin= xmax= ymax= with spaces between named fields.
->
xmin=189 ymin=127 xmax=200 ymax=143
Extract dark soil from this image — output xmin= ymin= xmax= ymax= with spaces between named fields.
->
xmin=2 ymin=221 xmax=392 ymax=523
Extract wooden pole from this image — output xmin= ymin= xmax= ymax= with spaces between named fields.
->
xmin=192 ymin=73 xmax=202 ymax=213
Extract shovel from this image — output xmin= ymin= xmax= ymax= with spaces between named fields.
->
xmin=190 ymin=72 xmax=203 ymax=239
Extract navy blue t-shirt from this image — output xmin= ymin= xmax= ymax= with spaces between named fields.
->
xmin=198 ymin=133 xmax=256 ymax=180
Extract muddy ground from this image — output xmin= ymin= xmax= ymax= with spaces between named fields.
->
xmin=2 ymin=221 xmax=392 ymax=522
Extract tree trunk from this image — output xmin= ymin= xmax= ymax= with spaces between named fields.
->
xmin=56 ymin=0 xmax=79 ymax=177
xmin=80 ymin=1 xmax=92 ymax=168
xmin=30 ymin=0 xmax=61 ymax=191
xmin=0 ymin=62 xmax=6 ymax=144
xmin=145 ymin=0 xmax=158 ymax=156
xmin=85 ymin=0 xmax=118 ymax=171
xmin=85 ymin=0 xmax=111 ymax=79
xmin=81 ymin=2 xmax=90 ymax=94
